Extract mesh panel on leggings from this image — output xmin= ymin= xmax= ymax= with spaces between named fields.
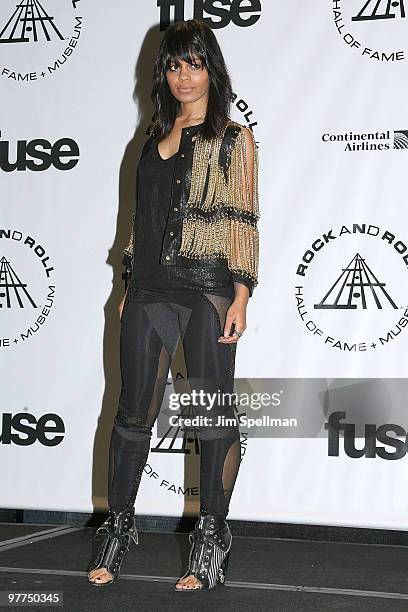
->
xmin=198 ymin=293 xmax=241 ymax=517
xmin=107 ymin=287 xmax=242 ymax=518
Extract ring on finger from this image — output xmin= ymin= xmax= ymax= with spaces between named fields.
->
xmin=232 ymin=329 xmax=244 ymax=338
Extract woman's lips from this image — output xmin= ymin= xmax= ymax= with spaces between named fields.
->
xmin=179 ymin=87 xmax=193 ymax=92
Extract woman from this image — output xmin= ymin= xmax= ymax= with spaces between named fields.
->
xmin=87 ymin=18 xmax=260 ymax=591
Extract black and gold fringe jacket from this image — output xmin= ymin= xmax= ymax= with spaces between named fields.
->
xmin=122 ymin=119 xmax=260 ymax=297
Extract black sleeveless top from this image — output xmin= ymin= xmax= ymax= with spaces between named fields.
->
xmin=129 ymin=136 xmax=235 ymax=298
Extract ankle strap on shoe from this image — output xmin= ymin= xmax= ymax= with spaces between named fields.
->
xmin=197 ymin=514 xmax=228 ymax=533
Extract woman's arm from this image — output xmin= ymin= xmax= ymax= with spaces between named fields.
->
xmin=122 ymin=210 xmax=135 ymax=275
xmin=219 ymin=125 xmax=260 ymax=343
xmin=229 ymin=125 xmax=259 ymax=299
xmin=119 ymin=211 xmax=135 ymax=319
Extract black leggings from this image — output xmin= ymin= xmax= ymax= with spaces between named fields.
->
xmin=108 ymin=286 xmax=241 ymax=519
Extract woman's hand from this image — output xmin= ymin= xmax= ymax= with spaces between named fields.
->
xmin=119 ymin=289 xmax=128 ymax=320
xmin=218 ymin=295 xmax=248 ymax=343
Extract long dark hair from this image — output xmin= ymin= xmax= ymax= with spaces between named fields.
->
xmin=149 ymin=19 xmax=233 ymax=142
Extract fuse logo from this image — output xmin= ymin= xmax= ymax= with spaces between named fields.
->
xmin=0 ymin=412 xmax=65 ymax=446
xmin=0 ymin=131 xmax=80 ymax=172
xmin=158 ymin=0 xmax=262 ymax=30
xmin=326 ymin=411 xmax=407 ymax=460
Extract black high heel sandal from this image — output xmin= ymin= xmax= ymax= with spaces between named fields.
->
xmin=87 ymin=507 xmax=138 ymax=587
xmin=175 ymin=514 xmax=232 ymax=591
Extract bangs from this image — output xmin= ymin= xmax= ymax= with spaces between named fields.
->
xmin=163 ymin=29 xmax=207 ymax=71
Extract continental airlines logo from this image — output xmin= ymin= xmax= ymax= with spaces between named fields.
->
xmin=322 ymin=129 xmax=408 ymax=151
xmin=295 ymin=223 xmax=408 ymax=353
xmin=394 ymin=130 xmax=408 ymax=148
xmin=0 ymin=0 xmax=83 ymax=83
xmin=332 ymin=0 xmax=406 ymax=62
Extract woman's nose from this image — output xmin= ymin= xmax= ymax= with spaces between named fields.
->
xmin=179 ymin=66 xmax=190 ymax=80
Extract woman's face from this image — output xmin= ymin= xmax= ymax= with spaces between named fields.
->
xmin=166 ymin=54 xmax=209 ymax=105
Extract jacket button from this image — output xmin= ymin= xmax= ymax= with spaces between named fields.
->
xmin=169 ymin=231 xmax=174 ymax=236
xmin=165 ymin=255 xmax=171 ymax=260
xmin=173 ymin=207 xmax=178 ymax=211
xmin=181 ymin=153 xmax=185 ymax=158
xmin=176 ymin=179 xmax=181 ymax=184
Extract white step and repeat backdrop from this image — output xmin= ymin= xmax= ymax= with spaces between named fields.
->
xmin=2 ymin=1 xmax=408 ymax=529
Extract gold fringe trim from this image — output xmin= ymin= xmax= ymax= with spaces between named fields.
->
xmin=186 ymin=127 xmax=226 ymax=210
xmin=179 ymin=218 xmax=259 ymax=282
xmin=123 ymin=210 xmax=135 ymax=260
xmin=181 ymin=122 xmax=260 ymax=282
xmin=229 ymin=219 xmax=259 ymax=281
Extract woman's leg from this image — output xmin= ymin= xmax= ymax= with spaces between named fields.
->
xmin=89 ymin=290 xmax=177 ymax=584
xmin=175 ymin=292 xmax=241 ymax=589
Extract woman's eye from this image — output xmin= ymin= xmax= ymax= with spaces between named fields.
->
xmin=168 ymin=62 xmax=201 ymax=71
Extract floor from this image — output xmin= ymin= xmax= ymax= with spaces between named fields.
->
xmin=1 ymin=522 xmax=408 ymax=611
